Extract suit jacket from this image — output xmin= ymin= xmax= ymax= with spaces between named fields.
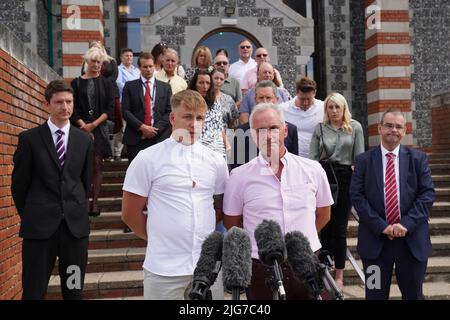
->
xmin=122 ymin=78 xmax=172 ymax=146
xmin=229 ymin=121 xmax=299 ymax=171
xmin=11 ymin=124 xmax=93 ymax=239
xmin=350 ymin=145 xmax=435 ymax=262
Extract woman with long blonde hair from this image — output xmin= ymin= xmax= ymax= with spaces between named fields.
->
xmin=309 ymin=92 xmax=365 ymax=290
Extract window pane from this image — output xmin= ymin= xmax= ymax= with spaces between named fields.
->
xmin=119 ymin=0 xmax=150 ymax=18
xmin=200 ymin=31 xmax=258 ymax=64
xmin=154 ymin=0 xmax=171 ymax=12
xmin=119 ymin=22 xmax=141 ymax=53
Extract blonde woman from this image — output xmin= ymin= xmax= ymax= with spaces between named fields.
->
xmin=309 ymin=92 xmax=365 ymax=289
xmin=185 ymin=45 xmax=213 ymax=83
xmin=71 ymin=47 xmax=114 ymax=217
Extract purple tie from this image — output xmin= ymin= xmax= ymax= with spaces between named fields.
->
xmin=55 ymin=130 xmax=65 ymax=167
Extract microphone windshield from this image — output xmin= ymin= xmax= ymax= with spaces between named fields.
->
xmin=222 ymin=227 xmax=252 ymax=289
xmin=285 ymin=231 xmax=323 ymax=293
xmin=193 ymin=231 xmax=224 ymax=284
xmin=254 ymin=220 xmax=287 ymax=265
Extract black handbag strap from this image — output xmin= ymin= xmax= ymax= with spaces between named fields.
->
xmin=319 ymin=123 xmax=339 ymax=184
xmin=319 ymin=123 xmax=331 ymax=160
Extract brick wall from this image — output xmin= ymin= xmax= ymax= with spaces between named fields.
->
xmin=431 ymin=91 xmax=450 ymax=153
xmin=0 ymin=24 xmax=60 ymax=300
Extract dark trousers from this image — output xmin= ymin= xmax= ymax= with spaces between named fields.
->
xmin=126 ymin=139 xmax=156 ymax=164
xmin=362 ymin=238 xmax=427 ymax=300
xmin=320 ymin=165 xmax=353 ymax=269
xmin=22 ymin=220 xmax=89 ymax=300
xmin=246 ymin=259 xmax=312 ymax=300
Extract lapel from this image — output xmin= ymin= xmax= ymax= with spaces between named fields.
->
xmin=399 ymin=144 xmax=410 ymax=214
xmin=373 ymin=146 xmax=384 ymax=203
xmin=63 ymin=125 xmax=78 ymax=172
xmin=137 ymin=79 xmax=144 ymax=107
xmin=39 ymin=123 xmax=61 ymax=170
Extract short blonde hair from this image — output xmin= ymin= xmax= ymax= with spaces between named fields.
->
xmin=84 ymin=47 xmax=107 ymax=65
xmin=323 ymin=92 xmax=353 ymax=134
xmin=171 ymin=89 xmax=207 ymax=113
xmin=192 ymin=45 xmax=212 ymax=67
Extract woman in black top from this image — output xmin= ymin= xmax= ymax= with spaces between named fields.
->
xmin=71 ymin=46 xmax=114 ymax=217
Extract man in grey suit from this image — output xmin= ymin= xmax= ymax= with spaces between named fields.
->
xmin=11 ymin=80 xmax=93 ymax=299
xmin=122 ymin=52 xmax=172 ymax=163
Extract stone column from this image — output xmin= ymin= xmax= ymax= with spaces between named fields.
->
xmin=324 ymin=0 xmax=352 ymax=108
xmin=365 ymin=0 xmax=413 ymax=147
xmin=61 ymin=0 xmax=104 ymax=81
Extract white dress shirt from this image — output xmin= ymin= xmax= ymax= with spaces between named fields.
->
xmin=122 ymin=137 xmax=229 ymax=276
xmin=281 ymin=98 xmax=324 ymax=158
xmin=380 ymin=144 xmax=401 ymax=217
xmin=47 ymin=119 xmax=70 ymax=148
xmin=229 ymin=58 xmax=257 ymax=88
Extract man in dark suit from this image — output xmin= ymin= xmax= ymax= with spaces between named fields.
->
xmin=350 ymin=108 xmax=435 ymax=300
xmin=122 ymin=51 xmax=172 ymax=163
xmin=229 ymin=80 xmax=298 ymax=170
xmin=11 ymin=80 xmax=93 ymax=300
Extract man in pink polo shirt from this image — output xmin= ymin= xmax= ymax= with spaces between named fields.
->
xmin=223 ymin=102 xmax=333 ymax=300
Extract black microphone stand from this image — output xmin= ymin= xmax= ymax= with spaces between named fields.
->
xmin=266 ymin=260 xmax=286 ymax=300
xmin=317 ymin=254 xmax=344 ymax=300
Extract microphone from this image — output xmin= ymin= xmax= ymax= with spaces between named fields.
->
xmin=284 ymin=231 xmax=324 ymax=299
xmin=222 ymin=227 xmax=252 ymax=300
xmin=254 ymin=220 xmax=287 ymax=300
xmin=189 ymin=231 xmax=223 ymax=300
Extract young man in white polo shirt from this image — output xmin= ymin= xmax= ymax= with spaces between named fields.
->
xmin=280 ymin=77 xmax=324 ymax=158
xmin=121 ymin=90 xmax=229 ymax=300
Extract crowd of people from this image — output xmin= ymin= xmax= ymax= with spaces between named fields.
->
xmin=10 ymin=38 xmax=435 ymax=301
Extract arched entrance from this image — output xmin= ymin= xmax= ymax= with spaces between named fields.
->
xmin=141 ymin=0 xmax=315 ymax=95
xmin=196 ymin=28 xmax=262 ymax=64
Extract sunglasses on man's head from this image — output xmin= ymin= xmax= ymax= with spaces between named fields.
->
xmin=240 ymin=45 xmax=251 ymax=49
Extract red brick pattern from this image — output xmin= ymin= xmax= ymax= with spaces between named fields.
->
xmin=367 ymin=77 xmax=411 ymax=92
xmin=62 ymin=54 xmax=85 ymax=67
xmin=432 ymin=106 xmax=450 ymax=153
xmin=368 ymin=100 xmax=411 ymax=114
xmin=62 ymin=30 xmax=103 ymax=43
xmin=366 ymin=33 xmax=411 ymax=50
xmin=0 ymin=49 xmax=50 ymax=300
xmin=367 ymin=55 xmax=411 ymax=71
xmin=61 ymin=5 xmax=104 ymax=20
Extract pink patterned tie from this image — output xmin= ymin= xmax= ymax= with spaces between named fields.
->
xmin=385 ymin=152 xmax=400 ymax=224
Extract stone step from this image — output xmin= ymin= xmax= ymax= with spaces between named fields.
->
xmin=428 ymin=153 xmax=450 ymax=160
xmin=102 ymin=172 xmax=125 ymax=184
xmin=90 ymin=212 xmax=126 ymax=230
xmin=347 ymin=217 xmax=450 ymax=237
xmin=88 ymin=229 xmax=146 ymax=250
xmin=433 ymin=175 xmax=450 ymax=188
xmin=342 ymin=281 xmax=450 ymax=300
xmin=430 ymin=163 xmax=450 ymax=175
xmin=430 ymin=202 xmax=450 ymax=217
xmin=98 ymin=184 xmax=124 ymax=198
xmin=429 ymin=158 xmax=450 ymax=165
xmin=435 ymin=188 xmax=450 ymax=202
xmin=53 ymin=247 xmax=145 ymax=275
xmin=47 ymin=270 xmax=143 ymax=300
xmin=346 ymin=235 xmax=450 ymax=259
xmin=102 ymin=159 xmax=129 ymax=172
xmin=341 ymin=256 xmax=450 ymax=285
